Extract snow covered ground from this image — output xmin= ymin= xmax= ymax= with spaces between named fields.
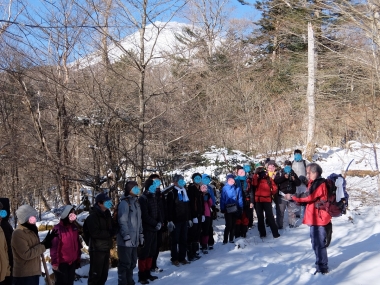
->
xmin=38 ymin=142 xmax=380 ymax=285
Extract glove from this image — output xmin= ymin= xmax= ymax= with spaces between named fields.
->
xmin=167 ymin=221 xmax=175 ymax=232
xmin=41 ymin=229 xmax=58 ymax=249
xmin=124 ymin=235 xmax=133 ymax=247
xmin=139 ymin=233 xmax=145 ymax=247
xmin=188 ymin=220 xmax=193 ymax=228
xmin=201 ymin=215 xmax=205 ymax=222
xmin=155 ymin=222 xmax=162 ymax=231
xmin=125 ymin=240 xmax=134 ymax=247
xmin=192 ymin=217 xmax=198 ymax=224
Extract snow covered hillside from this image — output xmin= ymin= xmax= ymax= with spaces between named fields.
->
xmin=38 ymin=142 xmax=380 ymax=285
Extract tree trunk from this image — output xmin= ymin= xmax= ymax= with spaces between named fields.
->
xmin=305 ymin=22 xmax=316 ymax=160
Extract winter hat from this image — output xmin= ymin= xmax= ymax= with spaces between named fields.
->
xmin=95 ymin=193 xmax=111 ymax=203
xmin=226 ymin=173 xmax=235 ymax=180
xmin=124 ymin=181 xmax=138 ymax=194
xmin=61 ymin=205 xmax=75 ymax=219
xmin=173 ymin=174 xmax=184 ymax=182
xmin=202 ymin=173 xmax=210 ymax=180
xmin=16 ymin=204 xmax=38 ymax=224
xmin=267 ymin=160 xmax=277 ymax=167
xmin=284 ymin=160 xmax=292 ymax=166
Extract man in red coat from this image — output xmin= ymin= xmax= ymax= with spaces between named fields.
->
xmin=285 ymin=163 xmax=331 ymax=275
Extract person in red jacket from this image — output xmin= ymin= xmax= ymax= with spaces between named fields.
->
xmin=252 ymin=161 xmax=280 ymax=239
xmin=285 ymin=163 xmax=331 ymax=275
xmin=50 ymin=205 xmax=82 ymax=285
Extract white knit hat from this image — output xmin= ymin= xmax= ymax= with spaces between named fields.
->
xmin=16 ymin=205 xmax=38 ymax=224
xmin=61 ymin=205 xmax=74 ymax=219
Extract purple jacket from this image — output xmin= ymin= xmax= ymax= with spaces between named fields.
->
xmin=50 ymin=221 xmax=81 ymax=266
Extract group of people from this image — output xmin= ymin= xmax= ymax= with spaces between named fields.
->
xmin=219 ymin=149 xmax=331 ymax=275
xmin=0 ymin=149 xmax=333 ymax=285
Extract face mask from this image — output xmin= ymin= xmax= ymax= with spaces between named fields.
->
xmin=294 ymin=153 xmax=302 ymax=162
xmin=178 ymin=179 xmax=186 ymax=188
xmin=202 ymin=177 xmax=210 ymax=185
xmin=69 ymin=213 xmax=77 ymax=221
xmin=28 ymin=216 xmax=37 ymax=224
xmin=104 ymin=200 xmax=113 ymax=209
xmin=243 ymin=165 xmax=251 ymax=173
xmin=0 ymin=210 xmax=7 ymax=218
xmin=131 ymin=186 xmax=141 ymax=195
xmin=284 ymin=165 xmax=292 ymax=174
xmin=153 ymin=179 xmax=161 ymax=189
xmin=193 ymin=176 xmax=201 ymax=184
xmin=149 ymin=184 xmax=156 ymax=194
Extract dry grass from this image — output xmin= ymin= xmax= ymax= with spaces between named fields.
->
xmin=344 ymin=170 xmax=379 ymax=177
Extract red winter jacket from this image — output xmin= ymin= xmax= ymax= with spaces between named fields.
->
xmin=292 ymin=179 xmax=332 ymax=226
xmin=50 ymin=220 xmax=81 ymax=266
xmin=252 ymin=174 xmax=278 ymax=203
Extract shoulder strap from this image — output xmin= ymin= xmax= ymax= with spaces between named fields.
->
xmin=303 ymin=160 xmax=307 ymax=169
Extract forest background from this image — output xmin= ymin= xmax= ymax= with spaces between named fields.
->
xmin=1 ymin=0 xmax=379 ymax=216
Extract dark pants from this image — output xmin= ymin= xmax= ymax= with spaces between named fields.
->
xmin=117 ymin=246 xmax=137 ymax=285
xmin=138 ymin=230 xmax=157 ymax=260
xmin=54 ymin=262 xmax=76 ymax=285
xmin=208 ymin=218 xmax=214 ymax=246
xmin=201 ymin=216 xmax=211 ymax=248
xmin=170 ymin=221 xmax=188 ymax=262
xmin=187 ymin=217 xmax=201 ymax=244
xmin=151 ymin=230 xmax=162 ymax=269
xmin=0 ymin=276 xmax=12 ymax=285
xmin=12 ymin=275 xmax=39 ymax=285
xmin=310 ymin=225 xmax=328 ymax=272
xmin=245 ymin=205 xmax=254 ymax=228
xmin=88 ymin=250 xmax=110 ymax=285
xmin=223 ymin=212 xmax=237 ymax=242
xmin=256 ymin=202 xmax=279 ymax=238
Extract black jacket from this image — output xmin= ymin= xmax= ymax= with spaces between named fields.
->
xmin=166 ymin=186 xmax=191 ymax=223
xmin=187 ymin=183 xmax=204 ymax=219
xmin=86 ymin=205 xmax=114 ymax=251
xmin=274 ymin=170 xmax=301 ymax=195
xmin=139 ymin=192 xmax=162 ymax=232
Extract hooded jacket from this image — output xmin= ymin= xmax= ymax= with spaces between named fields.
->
xmin=292 ymin=178 xmax=332 ymax=226
xmin=116 ymin=195 xmax=143 ymax=247
xmin=220 ymin=184 xmax=243 ymax=213
xmin=50 ymin=220 xmax=81 ymax=266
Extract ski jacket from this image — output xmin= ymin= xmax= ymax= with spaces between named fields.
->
xmin=86 ymin=205 xmax=114 ymax=251
xmin=203 ymin=193 xmax=213 ymax=217
xmin=292 ymin=178 xmax=332 ymax=226
xmin=252 ymin=174 xmax=278 ymax=203
xmin=220 ymin=184 xmax=243 ymax=212
xmin=50 ymin=220 xmax=81 ymax=266
xmin=117 ymin=195 xmax=143 ymax=247
xmin=166 ymin=187 xmax=191 ymax=223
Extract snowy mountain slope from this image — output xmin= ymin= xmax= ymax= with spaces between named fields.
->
xmin=72 ymin=21 xmax=198 ymax=69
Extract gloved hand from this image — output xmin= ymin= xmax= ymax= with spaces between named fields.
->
xmin=201 ymin=215 xmax=205 ymax=222
xmin=167 ymin=221 xmax=175 ymax=232
xmin=192 ymin=217 xmax=198 ymax=224
xmin=139 ymin=233 xmax=144 ymax=247
xmin=188 ymin=220 xmax=193 ymax=228
xmin=155 ymin=222 xmax=162 ymax=231
xmin=124 ymin=235 xmax=133 ymax=247
xmin=41 ymin=229 xmax=58 ymax=249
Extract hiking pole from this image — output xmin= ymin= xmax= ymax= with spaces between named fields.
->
xmin=41 ymin=254 xmax=53 ymax=285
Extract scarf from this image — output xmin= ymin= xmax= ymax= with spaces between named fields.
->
xmin=175 ymin=186 xmax=189 ymax=202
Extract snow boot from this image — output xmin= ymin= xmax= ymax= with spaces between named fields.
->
xmin=138 ymin=271 xmax=149 ymax=284
xmin=146 ymin=270 xmax=158 ymax=281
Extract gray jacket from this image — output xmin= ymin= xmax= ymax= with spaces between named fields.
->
xmin=116 ymin=195 xmax=143 ymax=247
